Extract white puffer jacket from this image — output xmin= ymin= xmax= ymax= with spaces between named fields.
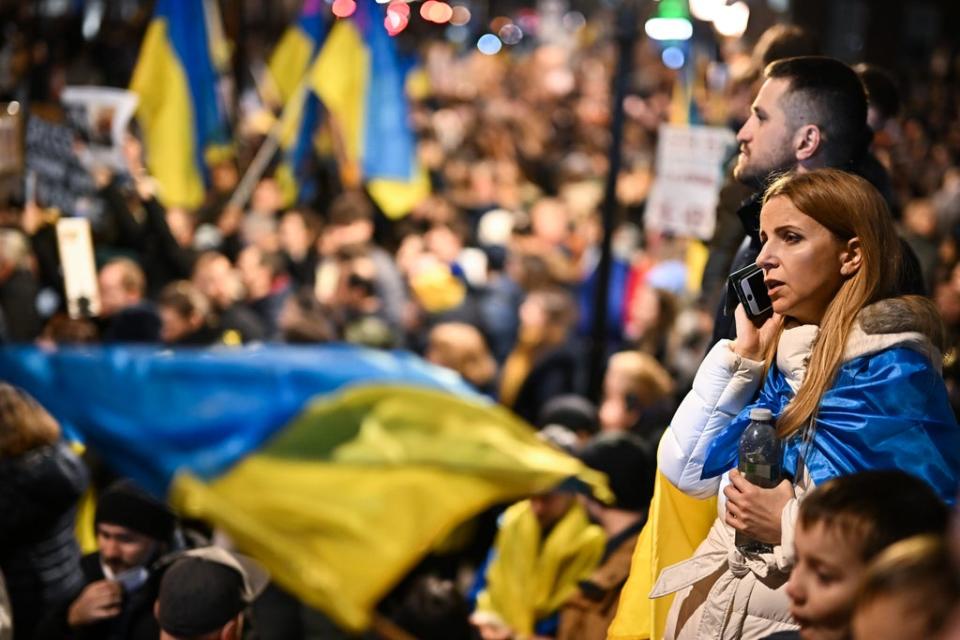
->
xmin=652 ymin=299 xmax=943 ymax=640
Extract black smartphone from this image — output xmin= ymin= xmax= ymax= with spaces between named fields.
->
xmin=728 ymin=263 xmax=773 ymax=319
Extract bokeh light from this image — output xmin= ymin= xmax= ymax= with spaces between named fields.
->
xmin=429 ymin=2 xmax=454 ymax=23
xmin=446 ymin=24 xmax=470 ymax=43
xmin=689 ymin=0 xmax=723 ymax=22
xmin=661 ymin=46 xmax=685 ymax=69
xmin=498 ymin=23 xmax=523 ymax=45
xmin=477 ymin=33 xmax=503 ymax=55
xmin=489 ymin=16 xmax=511 ymax=32
xmin=332 ymin=0 xmax=357 ymax=18
xmin=713 ymin=1 xmax=749 ymax=37
xmin=561 ymin=11 xmax=586 ymax=32
xmin=450 ymin=5 xmax=471 ymax=26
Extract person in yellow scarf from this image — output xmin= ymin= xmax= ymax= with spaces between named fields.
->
xmin=471 ymin=491 xmax=605 ymax=639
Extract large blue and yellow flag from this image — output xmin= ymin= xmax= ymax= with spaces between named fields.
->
xmin=0 ymin=344 xmax=608 ymax=632
xmin=269 ymin=0 xmax=327 ymax=207
xmin=130 ymin=0 xmax=230 ymax=209
xmin=309 ymin=0 xmax=430 ymax=218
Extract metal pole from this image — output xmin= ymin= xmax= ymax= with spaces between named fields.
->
xmin=588 ymin=0 xmax=639 ymax=402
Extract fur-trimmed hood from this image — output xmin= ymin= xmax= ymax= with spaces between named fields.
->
xmin=776 ymin=296 xmax=945 ymax=393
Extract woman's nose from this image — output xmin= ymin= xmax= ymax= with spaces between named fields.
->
xmin=756 ymin=244 xmax=775 ymax=271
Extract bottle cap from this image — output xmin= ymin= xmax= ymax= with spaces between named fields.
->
xmin=749 ymin=407 xmax=773 ymax=421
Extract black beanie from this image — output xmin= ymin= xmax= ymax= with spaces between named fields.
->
xmin=95 ymin=479 xmax=176 ymax=542
xmin=578 ymin=433 xmax=655 ymax=512
xmin=537 ymin=394 xmax=599 ymax=434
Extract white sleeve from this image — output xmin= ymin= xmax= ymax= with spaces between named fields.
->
xmin=658 ymin=339 xmax=765 ymax=498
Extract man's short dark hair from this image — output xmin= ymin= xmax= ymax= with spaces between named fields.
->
xmin=765 ymin=56 xmax=870 ymax=168
xmin=327 ymin=191 xmax=374 ymax=227
xmin=798 ymin=470 xmax=949 ymax=563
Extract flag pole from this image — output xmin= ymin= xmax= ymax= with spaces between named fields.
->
xmin=588 ymin=0 xmax=641 ymax=401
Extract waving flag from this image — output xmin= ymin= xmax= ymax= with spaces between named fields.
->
xmin=309 ymin=0 xmax=430 ymax=218
xmin=269 ymin=0 xmax=327 ymax=206
xmin=129 ymin=0 xmax=230 ymax=209
xmin=0 ymin=344 xmax=608 ymax=632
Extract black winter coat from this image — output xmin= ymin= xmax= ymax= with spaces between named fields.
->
xmin=0 ymin=442 xmax=88 ymax=639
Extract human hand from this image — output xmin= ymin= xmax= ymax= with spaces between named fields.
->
xmin=723 ymin=468 xmax=794 ymax=545
xmin=476 ymin=624 xmax=513 ymax=640
xmin=731 ymin=304 xmax=783 ymax=361
xmin=67 ymin=579 xmax=122 ymax=627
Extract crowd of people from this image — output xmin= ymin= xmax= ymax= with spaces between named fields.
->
xmin=1 ymin=4 xmax=960 ymax=639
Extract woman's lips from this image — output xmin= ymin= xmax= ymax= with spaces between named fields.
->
xmin=765 ymin=279 xmax=784 ymax=294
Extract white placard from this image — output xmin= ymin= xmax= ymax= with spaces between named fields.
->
xmin=645 ymin=124 xmax=736 ymax=240
xmin=56 ymin=218 xmax=101 ymax=318
xmin=61 ymin=86 xmax=138 ymax=171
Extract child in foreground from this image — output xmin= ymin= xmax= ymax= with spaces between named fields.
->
xmin=763 ymin=470 xmax=949 ymax=640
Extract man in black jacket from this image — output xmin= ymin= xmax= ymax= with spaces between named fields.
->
xmin=36 ymin=479 xmax=176 ymax=640
xmin=709 ymin=56 xmax=924 ymax=344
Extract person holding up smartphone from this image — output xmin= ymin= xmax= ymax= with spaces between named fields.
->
xmin=648 ymin=169 xmax=960 ymax=640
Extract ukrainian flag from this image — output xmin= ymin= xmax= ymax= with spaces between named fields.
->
xmin=309 ymin=0 xmax=430 ymax=219
xmin=0 ymin=344 xmax=608 ymax=632
xmin=269 ymin=0 xmax=327 ymax=207
xmin=130 ymin=0 xmax=230 ymax=209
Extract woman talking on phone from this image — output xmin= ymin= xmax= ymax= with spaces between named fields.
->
xmin=651 ymin=169 xmax=960 ymax=639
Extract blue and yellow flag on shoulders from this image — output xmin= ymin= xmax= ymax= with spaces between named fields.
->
xmin=130 ymin=0 xmax=230 ymax=209
xmin=0 ymin=344 xmax=608 ymax=632
xmin=309 ymin=0 xmax=430 ymax=219
xmin=269 ymin=0 xmax=327 ymax=207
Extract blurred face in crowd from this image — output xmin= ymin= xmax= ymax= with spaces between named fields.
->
xmin=279 ymin=211 xmax=313 ymax=261
xmin=757 ymin=196 xmax=853 ymax=325
xmin=787 ymin=520 xmax=868 ymax=640
xmin=98 ymin=263 xmax=141 ymax=317
xmin=237 ymin=247 xmax=272 ymax=301
xmin=531 ymin=198 xmax=570 ymax=247
xmin=158 ymin=306 xmax=196 ymax=344
xmin=734 ymin=78 xmax=800 ymax=185
xmin=97 ymin=523 xmax=158 ymax=575
xmin=193 ymin=255 xmax=238 ymax=311
xmin=251 ymin=178 xmax=283 ymax=215
xmin=598 ymin=370 xmax=637 ymax=433
xmin=529 ymin=492 xmax=575 ymax=531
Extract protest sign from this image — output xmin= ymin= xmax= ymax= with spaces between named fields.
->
xmin=56 ymin=217 xmax=101 ymax=319
xmin=645 ymin=124 xmax=736 ymax=240
xmin=0 ymin=104 xmax=21 ymax=175
xmin=61 ymin=86 xmax=138 ymax=171
xmin=24 ymin=117 xmax=103 ymax=220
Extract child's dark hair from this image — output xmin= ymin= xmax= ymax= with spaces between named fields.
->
xmin=798 ymin=470 xmax=949 ymax=562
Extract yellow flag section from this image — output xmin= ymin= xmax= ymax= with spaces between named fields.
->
xmin=129 ymin=0 xmax=228 ymax=209
xmin=607 ymin=471 xmax=716 ymax=639
xmin=309 ymin=21 xmax=369 ymax=182
xmin=169 ymin=385 xmax=611 ymax=633
xmin=475 ymin=500 xmax=605 ymax=636
xmin=130 ymin=19 xmax=203 ymax=208
xmin=308 ymin=0 xmax=429 ymax=219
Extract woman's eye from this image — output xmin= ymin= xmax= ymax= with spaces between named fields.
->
xmin=784 ymin=233 xmax=801 ymax=244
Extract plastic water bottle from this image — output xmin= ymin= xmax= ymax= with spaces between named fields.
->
xmin=734 ymin=407 xmax=782 ymax=554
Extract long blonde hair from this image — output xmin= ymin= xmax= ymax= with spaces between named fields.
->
xmin=763 ymin=169 xmax=901 ymax=438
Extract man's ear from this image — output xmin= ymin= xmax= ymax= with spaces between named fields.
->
xmin=794 ymin=124 xmax=822 ymax=162
xmin=840 ymin=237 xmax=862 ymax=277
